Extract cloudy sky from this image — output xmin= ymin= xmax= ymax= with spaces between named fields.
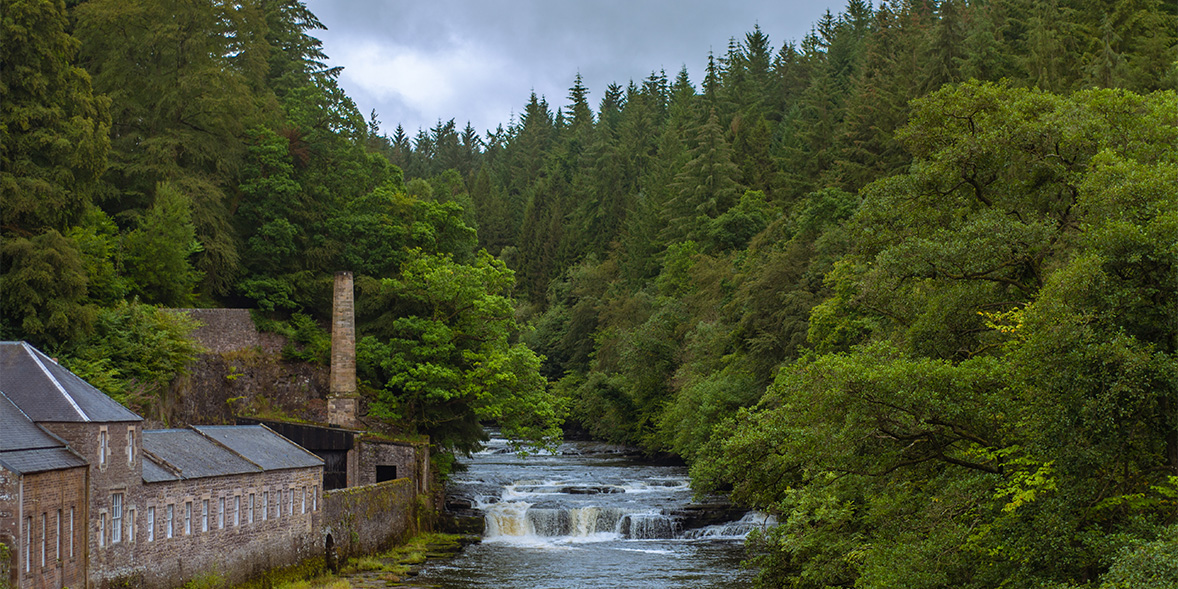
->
xmin=304 ymin=1 xmax=847 ymax=137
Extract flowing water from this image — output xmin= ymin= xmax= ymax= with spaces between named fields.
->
xmin=414 ymin=433 xmax=769 ymax=588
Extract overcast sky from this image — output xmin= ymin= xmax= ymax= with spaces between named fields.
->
xmin=304 ymin=1 xmax=848 ymax=137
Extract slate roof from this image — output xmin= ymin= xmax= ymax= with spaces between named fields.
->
xmin=141 ymin=455 xmax=182 ymax=483
xmin=142 ymin=429 xmax=261 ymax=479
xmin=0 ymin=391 xmax=88 ymax=474
xmin=193 ymin=425 xmax=323 ymax=471
xmin=0 ymin=341 xmax=141 ymax=423
xmin=141 ymin=426 xmax=322 ymax=483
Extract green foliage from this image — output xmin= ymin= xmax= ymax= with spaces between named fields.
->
xmin=122 ymin=182 xmax=203 ymax=306
xmin=7 ymin=1 xmax=1178 ymax=584
xmin=0 ymin=230 xmax=95 ymax=348
xmin=1 ymin=0 xmax=111 ymax=233
xmin=64 ymin=301 xmax=201 ymax=412
xmin=1097 ymin=525 xmax=1178 ymax=589
xmin=253 ymin=312 xmax=332 ymax=364
xmin=357 ymin=251 xmax=561 ymax=454
xmin=697 ymin=84 xmax=1178 ymax=588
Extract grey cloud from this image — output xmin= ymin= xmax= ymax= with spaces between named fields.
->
xmin=305 ymin=0 xmax=846 ymax=135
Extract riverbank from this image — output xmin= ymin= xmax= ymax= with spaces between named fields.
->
xmin=222 ymin=533 xmax=476 ymax=589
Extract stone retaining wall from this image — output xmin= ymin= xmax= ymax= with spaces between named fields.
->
xmin=322 ymin=478 xmax=418 ymax=561
xmin=172 ymin=309 xmax=286 ymax=354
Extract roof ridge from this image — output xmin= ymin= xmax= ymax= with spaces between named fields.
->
xmin=257 ymin=423 xmax=326 ymax=465
xmin=22 ymin=342 xmax=89 ymax=421
xmin=141 ymin=446 xmax=186 ymax=480
xmin=190 ymin=426 xmax=266 ymax=472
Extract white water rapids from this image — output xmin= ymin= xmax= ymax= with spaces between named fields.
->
xmin=414 ymin=433 xmax=773 ymax=587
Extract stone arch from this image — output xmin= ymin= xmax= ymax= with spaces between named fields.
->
xmin=325 ymin=533 xmax=338 ymax=574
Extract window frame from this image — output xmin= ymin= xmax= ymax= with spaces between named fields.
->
xmin=111 ymin=493 xmax=123 ymax=544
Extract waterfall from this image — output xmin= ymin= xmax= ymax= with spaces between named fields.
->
xmin=681 ymin=512 xmax=778 ymax=540
xmin=619 ymin=513 xmax=680 ymax=539
xmin=423 ymin=431 xmax=756 ymax=587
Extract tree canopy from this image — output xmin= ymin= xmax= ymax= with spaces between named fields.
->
xmin=3 ymin=0 xmax=1177 ymax=583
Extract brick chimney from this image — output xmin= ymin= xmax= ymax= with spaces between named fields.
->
xmin=328 ymin=271 xmax=359 ymax=428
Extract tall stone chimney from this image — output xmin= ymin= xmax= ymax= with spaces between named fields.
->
xmin=328 ymin=271 xmax=359 ymax=429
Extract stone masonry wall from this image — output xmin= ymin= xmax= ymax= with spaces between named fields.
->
xmin=167 ymin=353 xmax=329 ymax=428
xmin=0 ymin=466 xmax=88 ymax=589
xmin=0 ymin=467 xmax=18 ymax=589
xmin=354 ymin=439 xmax=429 ymax=495
xmin=174 ymin=309 xmax=285 ymax=355
xmin=322 ymin=478 xmax=417 ymax=561
xmin=128 ymin=468 xmax=322 ymax=589
xmin=38 ymin=421 xmax=140 ymax=589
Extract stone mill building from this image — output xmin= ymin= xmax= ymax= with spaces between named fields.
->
xmin=1 ymin=273 xmax=430 ymax=588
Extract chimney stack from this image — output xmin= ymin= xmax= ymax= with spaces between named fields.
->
xmin=328 ymin=271 xmax=359 ymax=428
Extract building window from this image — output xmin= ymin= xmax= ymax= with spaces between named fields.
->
xmin=128 ymin=509 xmax=135 ymax=543
xmin=25 ymin=516 xmax=31 ymax=572
xmin=69 ymin=507 xmax=74 ymax=557
xmin=219 ymin=497 xmax=225 ymax=529
xmin=262 ymin=491 xmax=268 ymax=521
xmin=202 ymin=500 xmax=209 ymax=532
xmin=41 ymin=513 xmax=46 ymax=567
xmin=184 ymin=501 xmax=192 ymax=535
xmin=276 ymin=490 xmax=282 ymax=518
xmin=313 ymin=486 xmax=318 ymax=511
xmin=56 ymin=510 xmax=62 ymax=560
xmin=111 ymin=493 xmax=123 ymax=543
xmin=234 ymin=495 xmax=240 ymax=526
xmin=288 ymin=489 xmax=293 ymax=515
xmin=166 ymin=505 xmax=174 ymax=539
xmin=127 ymin=427 xmax=135 ymax=465
xmin=376 ymin=465 xmax=397 ymax=482
xmin=147 ymin=507 xmax=155 ymax=542
xmin=302 ymin=487 xmax=306 ymax=514
xmin=98 ymin=513 xmax=106 ymax=547
xmin=99 ymin=429 xmax=107 ymax=466
xmin=249 ymin=493 xmax=255 ymax=523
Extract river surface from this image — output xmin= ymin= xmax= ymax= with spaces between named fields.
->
xmin=414 ymin=433 xmax=767 ymax=588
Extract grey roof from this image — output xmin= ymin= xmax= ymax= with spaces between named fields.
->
xmin=0 ymin=447 xmax=88 ymax=475
xmin=141 ymin=455 xmax=182 ymax=483
xmin=193 ymin=425 xmax=323 ymax=471
xmin=0 ymin=392 xmax=88 ymax=474
xmin=0 ymin=342 xmax=141 ymax=423
xmin=142 ymin=429 xmax=260 ymax=479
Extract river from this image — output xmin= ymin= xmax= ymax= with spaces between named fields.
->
xmin=413 ymin=432 xmax=768 ymax=588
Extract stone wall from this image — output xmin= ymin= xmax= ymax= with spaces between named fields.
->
xmin=354 ymin=438 xmax=430 ymax=495
xmin=174 ymin=309 xmax=285 ymax=355
xmin=39 ymin=421 xmax=141 ymax=589
xmin=0 ymin=466 xmax=88 ymax=589
xmin=166 ymin=352 xmax=329 ymax=428
xmin=322 ymin=478 xmax=417 ymax=561
xmin=127 ymin=468 xmax=322 ymax=589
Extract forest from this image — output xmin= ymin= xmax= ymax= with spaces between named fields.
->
xmin=2 ymin=0 xmax=1177 ymax=586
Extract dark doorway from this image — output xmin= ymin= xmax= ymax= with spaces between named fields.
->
xmin=375 ymin=465 xmax=397 ymax=483
xmin=322 ymin=451 xmax=348 ymax=490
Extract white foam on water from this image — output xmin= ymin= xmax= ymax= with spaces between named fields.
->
xmin=615 ymin=547 xmax=676 ymax=555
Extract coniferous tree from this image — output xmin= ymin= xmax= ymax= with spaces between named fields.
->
xmin=1 ymin=0 xmax=111 ymax=347
xmin=664 ymin=111 xmax=744 ymax=245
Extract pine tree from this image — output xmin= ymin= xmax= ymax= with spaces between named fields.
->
xmin=1 ymin=0 xmax=111 ymax=234
xmin=1 ymin=0 xmax=111 ymax=347
xmin=664 ymin=111 xmax=744 ymax=244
